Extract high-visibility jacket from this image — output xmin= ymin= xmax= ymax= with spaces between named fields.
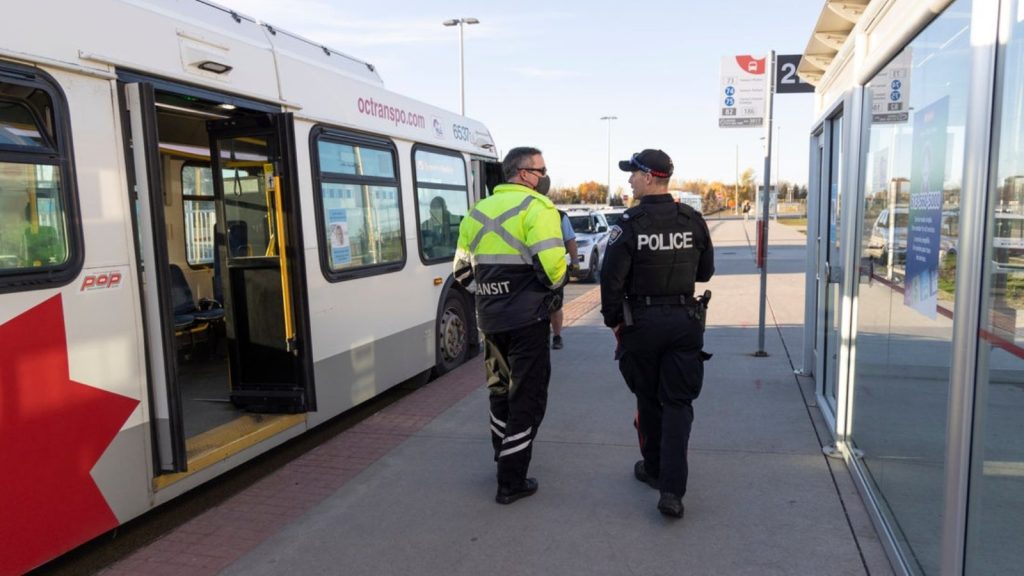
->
xmin=453 ymin=183 xmax=567 ymax=334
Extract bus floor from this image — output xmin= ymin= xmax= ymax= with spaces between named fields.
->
xmin=178 ymin=341 xmax=239 ymax=439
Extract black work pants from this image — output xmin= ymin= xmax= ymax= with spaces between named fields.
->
xmin=485 ymin=320 xmax=551 ymax=490
xmin=618 ymin=304 xmax=704 ymax=497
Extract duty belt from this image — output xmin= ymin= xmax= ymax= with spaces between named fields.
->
xmin=629 ymin=295 xmax=693 ymax=307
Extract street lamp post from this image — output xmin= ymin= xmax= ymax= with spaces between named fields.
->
xmin=600 ymin=115 xmax=617 ymax=203
xmin=442 ymin=17 xmax=479 ymax=115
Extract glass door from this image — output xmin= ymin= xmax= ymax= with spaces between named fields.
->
xmin=208 ymin=114 xmax=314 ymax=413
xmin=823 ymin=114 xmax=844 ymax=412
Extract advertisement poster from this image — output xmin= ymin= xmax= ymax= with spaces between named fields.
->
xmin=904 ymin=97 xmax=948 ymax=319
xmin=328 ymin=208 xmax=351 ymax=266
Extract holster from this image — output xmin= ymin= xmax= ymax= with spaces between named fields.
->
xmin=622 ymin=300 xmax=634 ymax=327
xmin=694 ymin=289 xmax=712 ymax=331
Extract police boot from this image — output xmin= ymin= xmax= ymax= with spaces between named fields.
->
xmin=633 ymin=460 xmax=658 ymax=490
xmin=657 ymin=492 xmax=684 ymax=518
xmin=496 ymin=478 xmax=539 ymax=505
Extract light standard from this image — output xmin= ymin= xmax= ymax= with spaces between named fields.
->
xmin=600 ymin=115 xmax=617 ymax=203
xmin=442 ymin=17 xmax=479 ymax=115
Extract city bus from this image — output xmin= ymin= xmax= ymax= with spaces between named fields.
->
xmin=0 ymin=1 xmax=503 ymax=572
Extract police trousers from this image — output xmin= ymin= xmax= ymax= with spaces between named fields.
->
xmin=484 ymin=320 xmax=551 ymax=490
xmin=618 ymin=304 xmax=705 ymax=497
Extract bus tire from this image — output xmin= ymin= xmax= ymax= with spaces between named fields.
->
xmin=435 ymin=291 xmax=469 ymax=376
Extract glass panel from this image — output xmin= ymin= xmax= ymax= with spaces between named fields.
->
xmin=0 ymin=161 xmax=68 ymax=270
xmin=965 ymin=0 xmax=1024 ymax=572
xmin=218 ymin=136 xmax=273 ymax=259
xmin=182 ymin=165 xmax=216 ymax=266
xmin=415 ymin=150 xmax=466 ymax=186
xmin=415 ymin=150 xmax=467 ymax=261
xmin=318 ymin=140 xmax=395 ymax=178
xmin=418 ymin=188 xmax=466 ymax=260
xmin=0 ymin=100 xmax=48 ymax=149
xmin=852 ymin=1 xmax=971 ymax=573
xmin=322 ymin=183 xmax=402 ymax=270
xmin=570 ymin=215 xmax=595 ymax=234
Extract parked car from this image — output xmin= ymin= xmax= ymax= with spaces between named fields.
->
xmin=600 ymin=206 xmax=626 ymax=227
xmin=867 ymin=207 xmax=959 ymax=263
xmin=566 ymin=208 xmax=609 ymax=282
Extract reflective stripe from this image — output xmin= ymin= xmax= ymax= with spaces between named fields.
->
xmin=498 ymin=439 xmax=531 ymax=458
xmin=490 ymin=425 xmax=506 ymax=439
xmin=473 ymin=253 xmax=530 ymax=266
xmin=529 ymin=237 xmax=564 ymax=255
xmin=490 ymin=412 xmax=506 ymax=429
xmin=467 ymin=196 xmax=535 ymax=255
xmin=502 ymin=427 xmax=532 ymax=444
xmin=454 ymin=248 xmax=474 ymax=282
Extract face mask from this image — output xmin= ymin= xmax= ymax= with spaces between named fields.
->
xmin=534 ymin=174 xmax=551 ymax=196
xmin=430 ymin=208 xmax=443 ymax=221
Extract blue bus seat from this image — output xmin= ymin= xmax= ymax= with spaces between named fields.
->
xmin=169 ymin=263 xmax=224 ymax=325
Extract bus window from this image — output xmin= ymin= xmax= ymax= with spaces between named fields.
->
xmin=312 ymin=129 xmax=405 ymax=278
xmin=181 ymin=164 xmax=216 ymax=266
xmin=0 ymin=63 xmax=80 ymax=289
xmin=413 ymin=147 xmax=467 ymax=262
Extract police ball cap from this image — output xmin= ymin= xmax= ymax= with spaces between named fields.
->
xmin=618 ymin=149 xmax=674 ymax=178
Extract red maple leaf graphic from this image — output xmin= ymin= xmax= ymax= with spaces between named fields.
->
xmin=0 ymin=295 xmax=139 ymax=575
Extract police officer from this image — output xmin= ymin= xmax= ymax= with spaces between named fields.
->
xmin=453 ymin=146 xmax=567 ymax=505
xmin=600 ymin=149 xmax=714 ymax=518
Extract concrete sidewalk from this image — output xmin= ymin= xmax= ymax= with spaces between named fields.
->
xmin=103 ymin=220 xmax=894 ymax=575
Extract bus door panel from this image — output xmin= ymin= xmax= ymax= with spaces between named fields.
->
xmin=471 ymin=158 xmax=503 ymax=201
xmin=124 ymin=82 xmax=187 ymax=472
xmin=207 ymin=113 xmax=314 ymax=413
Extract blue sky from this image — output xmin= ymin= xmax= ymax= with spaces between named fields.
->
xmin=216 ymin=0 xmax=824 ymax=192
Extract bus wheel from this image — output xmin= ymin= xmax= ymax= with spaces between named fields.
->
xmin=436 ymin=292 xmax=468 ymax=376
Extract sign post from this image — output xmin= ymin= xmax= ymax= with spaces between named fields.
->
xmin=720 ymin=52 xmax=810 ymax=357
xmin=755 ymin=50 xmax=777 ymax=357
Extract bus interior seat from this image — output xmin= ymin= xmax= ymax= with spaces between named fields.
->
xmin=170 ymin=263 xmax=224 ymax=355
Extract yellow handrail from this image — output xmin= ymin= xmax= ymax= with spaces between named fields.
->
xmin=272 ymin=175 xmax=296 ymax=347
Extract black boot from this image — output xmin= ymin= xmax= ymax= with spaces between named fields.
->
xmin=496 ymin=478 xmax=539 ymax=505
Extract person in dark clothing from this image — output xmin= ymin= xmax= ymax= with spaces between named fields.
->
xmin=600 ymin=149 xmax=715 ymax=518
xmin=453 ymin=147 xmax=567 ymax=505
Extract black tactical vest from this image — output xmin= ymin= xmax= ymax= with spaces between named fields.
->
xmin=628 ymin=202 xmax=703 ymax=298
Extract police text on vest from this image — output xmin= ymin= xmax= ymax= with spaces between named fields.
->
xmin=637 ymin=232 xmax=693 ymax=251
xmin=478 ymin=280 xmax=512 ymax=295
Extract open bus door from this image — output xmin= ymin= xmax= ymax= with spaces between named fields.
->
xmin=207 ymin=114 xmax=315 ymax=413
xmin=471 ymin=157 xmax=503 ymax=201
xmin=124 ymin=82 xmax=187 ymax=472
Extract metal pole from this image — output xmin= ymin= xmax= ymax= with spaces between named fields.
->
xmin=443 ymin=18 xmax=478 ymax=116
xmin=600 ymin=116 xmax=617 ymax=203
xmin=606 ymin=120 xmax=612 ymax=202
xmin=756 ymin=50 xmax=775 ymax=357
xmin=458 ymin=22 xmax=465 ymax=115
xmin=735 ymin=144 xmax=739 ymax=215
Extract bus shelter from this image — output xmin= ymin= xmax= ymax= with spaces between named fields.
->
xmin=797 ymin=0 xmax=1024 ymax=573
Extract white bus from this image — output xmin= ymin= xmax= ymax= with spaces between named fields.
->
xmin=0 ymin=1 xmax=503 ymax=572
xmin=672 ymin=190 xmax=703 ymax=213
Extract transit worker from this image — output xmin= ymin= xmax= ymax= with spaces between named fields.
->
xmin=453 ymin=147 xmax=567 ymax=505
xmin=550 ymin=209 xmax=579 ymax=350
xmin=599 ymin=149 xmax=715 ymax=518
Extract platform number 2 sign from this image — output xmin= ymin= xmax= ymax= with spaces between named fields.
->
xmin=775 ymin=54 xmax=814 ymax=94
